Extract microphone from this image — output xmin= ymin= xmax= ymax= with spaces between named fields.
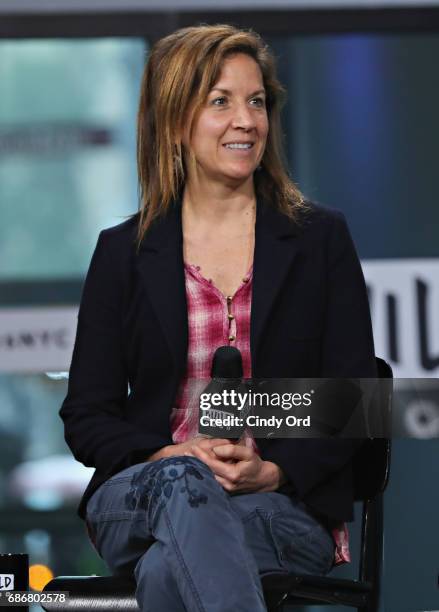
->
xmin=198 ymin=346 xmax=248 ymax=439
xmin=211 ymin=345 xmax=243 ymax=379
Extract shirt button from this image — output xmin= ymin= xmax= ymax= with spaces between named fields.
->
xmin=229 ymin=335 xmax=236 ymax=342
xmin=226 ymin=296 xmax=233 ymax=303
xmin=227 ymin=314 xmax=235 ymax=321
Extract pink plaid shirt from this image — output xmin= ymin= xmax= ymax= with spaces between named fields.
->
xmin=170 ymin=262 xmax=350 ymax=566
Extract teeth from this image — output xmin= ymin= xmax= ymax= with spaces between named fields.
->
xmin=225 ymin=143 xmax=252 ymax=149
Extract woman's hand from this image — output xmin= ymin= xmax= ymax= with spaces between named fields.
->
xmin=146 ymin=437 xmax=234 ymax=462
xmin=185 ymin=441 xmax=287 ymax=494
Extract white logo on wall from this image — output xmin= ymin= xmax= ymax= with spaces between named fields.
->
xmin=363 ymin=259 xmax=439 ymax=378
xmin=0 ymin=574 xmax=14 ymax=590
xmin=0 ymin=307 xmax=78 ymax=373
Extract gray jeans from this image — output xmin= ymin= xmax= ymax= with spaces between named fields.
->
xmin=86 ymin=456 xmax=335 ymax=612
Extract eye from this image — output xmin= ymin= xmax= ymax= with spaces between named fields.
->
xmin=250 ymin=97 xmax=265 ymax=108
xmin=211 ymin=96 xmax=227 ymax=106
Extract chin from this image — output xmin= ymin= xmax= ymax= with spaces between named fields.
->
xmin=221 ymin=165 xmax=258 ymax=182
xmin=222 ymin=173 xmax=255 ymax=185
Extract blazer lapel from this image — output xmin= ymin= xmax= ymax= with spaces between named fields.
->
xmin=136 ymin=199 xmax=188 ymax=374
xmin=251 ymin=200 xmax=301 ymax=372
xmin=135 ymin=196 xmax=300 ymax=377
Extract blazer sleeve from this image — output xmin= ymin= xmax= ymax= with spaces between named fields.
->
xmin=263 ymin=211 xmax=377 ymax=499
xmin=59 ymin=231 xmax=170 ymax=476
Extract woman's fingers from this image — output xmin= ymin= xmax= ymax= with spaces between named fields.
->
xmin=194 ymin=437 xmax=232 ymax=451
xmin=186 ymin=446 xmax=240 ymax=481
xmin=213 ymin=444 xmax=253 ymax=461
xmin=184 ymin=438 xmax=264 ymax=493
xmin=214 ymin=475 xmax=237 ymax=492
xmin=205 ymin=437 xmax=234 ymax=449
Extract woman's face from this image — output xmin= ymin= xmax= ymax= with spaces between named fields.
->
xmin=183 ymin=53 xmax=269 ymax=187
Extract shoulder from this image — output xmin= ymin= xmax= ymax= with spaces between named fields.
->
xmin=298 ymin=202 xmax=359 ymax=264
xmin=268 ymin=200 xmax=350 ymax=248
xmin=85 ymin=213 xmax=140 ymax=286
xmin=259 ymin=198 xmax=352 ymax=248
xmin=296 ymin=200 xmax=348 ymax=235
xmin=81 ymin=214 xmax=141 ymax=308
xmin=98 ymin=212 xmax=140 ymax=252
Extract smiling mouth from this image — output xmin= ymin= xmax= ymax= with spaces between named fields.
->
xmin=223 ymin=143 xmax=254 ymax=149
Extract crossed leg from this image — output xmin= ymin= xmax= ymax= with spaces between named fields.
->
xmin=86 ymin=456 xmax=334 ymax=612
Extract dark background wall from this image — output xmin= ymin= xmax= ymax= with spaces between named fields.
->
xmin=272 ymin=32 xmax=439 ymax=611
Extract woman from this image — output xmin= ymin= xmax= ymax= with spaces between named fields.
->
xmin=60 ymin=24 xmax=376 ymax=612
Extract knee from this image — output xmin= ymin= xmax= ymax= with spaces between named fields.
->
xmin=150 ymin=455 xmax=214 ymax=485
xmin=159 ymin=454 xmax=212 ymax=474
xmin=127 ymin=455 xmax=219 ymax=513
xmin=153 ymin=455 xmax=216 ymax=507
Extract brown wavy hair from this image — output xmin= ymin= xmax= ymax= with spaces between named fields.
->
xmin=136 ymin=23 xmax=305 ymax=245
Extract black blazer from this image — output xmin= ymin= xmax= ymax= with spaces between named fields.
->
xmin=60 ymin=198 xmax=376 ymax=522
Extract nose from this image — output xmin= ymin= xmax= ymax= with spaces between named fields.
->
xmin=230 ymin=102 xmax=256 ymax=131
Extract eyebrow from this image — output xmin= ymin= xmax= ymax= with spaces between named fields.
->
xmin=210 ymin=88 xmax=266 ymax=97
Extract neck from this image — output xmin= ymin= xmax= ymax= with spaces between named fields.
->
xmin=182 ymin=179 xmax=256 ymax=229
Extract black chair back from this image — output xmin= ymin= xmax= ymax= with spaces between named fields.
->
xmin=353 ymin=357 xmax=392 ymax=502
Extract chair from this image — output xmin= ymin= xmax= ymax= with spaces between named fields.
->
xmin=42 ymin=357 xmax=392 ymax=612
